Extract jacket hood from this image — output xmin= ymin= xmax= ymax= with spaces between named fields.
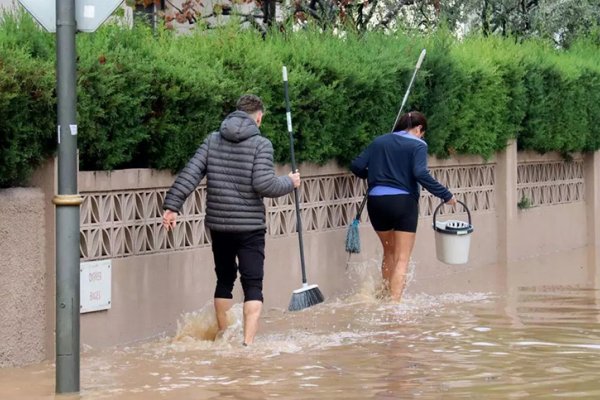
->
xmin=219 ymin=111 xmax=260 ymax=143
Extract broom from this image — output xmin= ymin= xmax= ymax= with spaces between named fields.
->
xmin=283 ymin=65 xmax=325 ymax=312
xmin=345 ymin=48 xmax=427 ymax=254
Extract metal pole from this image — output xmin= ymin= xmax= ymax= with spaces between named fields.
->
xmin=54 ymin=0 xmax=81 ymax=393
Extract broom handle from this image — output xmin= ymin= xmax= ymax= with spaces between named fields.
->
xmin=356 ymin=49 xmax=427 ymax=220
xmin=283 ymin=66 xmax=308 ymax=285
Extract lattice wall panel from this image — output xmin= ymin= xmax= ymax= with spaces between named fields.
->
xmin=265 ymin=174 xmax=368 ymax=237
xmin=517 ymin=161 xmax=584 ymax=207
xmin=80 ymin=187 xmax=211 ymax=260
xmin=419 ymin=164 xmax=496 ymax=217
xmin=80 ymin=165 xmax=495 ymax=260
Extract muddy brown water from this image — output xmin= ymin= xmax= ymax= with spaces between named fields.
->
xmin=2 ymin=248 xmax=600 ymax=400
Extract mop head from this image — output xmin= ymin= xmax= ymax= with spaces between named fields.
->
xmin=345 ymin=219 xmax=361 ymax=254
xmin=288 ymin=284 xmax=325 ymax=311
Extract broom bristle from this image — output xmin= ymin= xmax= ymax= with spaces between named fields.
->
xmin=288 ymin=284 xmax=324 ymax=311
xmin=345 ymin=219 xmax=361 ymax=253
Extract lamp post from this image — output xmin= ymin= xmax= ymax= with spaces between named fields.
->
xmin=17 ymin=0 xmax=125 ymax=393
xmin=53 ymin=0 xmax=82 ymax=393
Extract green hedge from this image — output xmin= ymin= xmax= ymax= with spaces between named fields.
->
xmin=2 ymin=12 xmax=600 ymax=188
xmin=0 ymin=12 xmax=55 ymax=188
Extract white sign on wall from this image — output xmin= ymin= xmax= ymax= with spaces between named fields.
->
xmin=80 ymin=259 xmax=111 ymax=313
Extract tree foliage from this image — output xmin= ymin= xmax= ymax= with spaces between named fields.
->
xmin=436 ymin=0 xmax=600 ymax=48
xmin=133 ymin=0 xmax=600 ymax=49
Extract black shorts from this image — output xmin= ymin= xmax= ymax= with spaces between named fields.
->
xmin=210 ymin=229 xmax=266 ymax=302
xmin=367 ymin=195 xmax=419 ymax=232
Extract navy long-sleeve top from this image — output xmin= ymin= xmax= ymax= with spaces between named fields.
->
xmin=350 ymin=131 xmax=453 ymax=202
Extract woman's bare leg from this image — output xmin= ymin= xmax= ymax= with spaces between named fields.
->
xmin=375 ymin=230 xmax=397 ymax=295
xmin=389 ymin=231 xmax=416 ymax=301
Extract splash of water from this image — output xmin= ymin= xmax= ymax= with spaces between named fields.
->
xmin=344 ymin=257 xmax=417 ymax=303
xmin=173 ymin=303 xmax=243 ymax=343
xmin=168 ymin=260 xmax=490 ymax=357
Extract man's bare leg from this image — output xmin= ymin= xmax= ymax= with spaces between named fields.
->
xmin=242 ymin=300 xmax=262 ymax=345
xmin=214 ymin=298 xmax=233 ymax=337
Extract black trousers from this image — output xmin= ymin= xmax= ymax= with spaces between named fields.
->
xmin=210 ymin=229 xmax=266 ymax=302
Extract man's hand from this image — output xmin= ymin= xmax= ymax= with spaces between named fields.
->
xmin=288 ymin=170 xmax=301 ymax=188
xmin=162 ymin=209 xmax=178 ymax=231
xmin=445 ymin=195 xmax=458 ymax=206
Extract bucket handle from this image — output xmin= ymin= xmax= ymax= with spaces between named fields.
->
xmin=433 ymin=199 xmax=472 ymax=228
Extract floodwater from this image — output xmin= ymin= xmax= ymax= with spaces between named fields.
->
xmin=2 ymin=248 xmax=600 ymax=400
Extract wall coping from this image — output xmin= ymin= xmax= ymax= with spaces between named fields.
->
xmin=518 ymin=151 xmax=584 ymax=163
xmin=78 ymin=152 xmax=505 ymax=192
xmin=77 ymin=149 xmax=587 ymax=193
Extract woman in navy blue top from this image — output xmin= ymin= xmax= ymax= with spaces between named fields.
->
xmin=351 ymin=111 xmax=456 ymax=301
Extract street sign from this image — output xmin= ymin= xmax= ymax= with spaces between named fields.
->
xmin=80 ymin=260 xmax=112 ymax=313
xmin=17 ymin=0 xmax=123 ymax=32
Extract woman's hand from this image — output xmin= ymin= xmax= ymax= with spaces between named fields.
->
xmin=446 ymin=195 xmax=457 ymax=206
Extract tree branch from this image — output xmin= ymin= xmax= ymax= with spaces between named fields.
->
xmin=379 ymin=0 xmax=417 ymax=29
xmin=363 ymin=0 xmax=379 ymax=29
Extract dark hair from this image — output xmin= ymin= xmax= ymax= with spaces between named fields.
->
xmin=393 ymin=111 xmax=427 ymax=133
xmin=236 ymin=94 xmax=264 ymax=114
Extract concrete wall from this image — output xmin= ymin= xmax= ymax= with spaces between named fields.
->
xmin=80 ymin=228 xmax=359 ymax=347
xmin=81 ymin=249 xmax=215 ymax=347
xmin=3 ymin=145 xmax=600 ymax=366
xmin=0 ymin=189 xmax=47 ymax=367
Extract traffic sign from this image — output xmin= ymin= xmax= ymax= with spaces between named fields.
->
xmin=18 ymin=0 xmax=123 ymax=32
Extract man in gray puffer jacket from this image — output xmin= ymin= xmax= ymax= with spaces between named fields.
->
xmin=162 ymin=95 xmax=301 ymax=346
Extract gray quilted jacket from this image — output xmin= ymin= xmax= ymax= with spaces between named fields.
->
xmin=163 ymin=111 xmax=294 ymax=232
